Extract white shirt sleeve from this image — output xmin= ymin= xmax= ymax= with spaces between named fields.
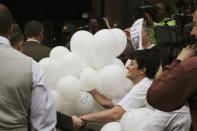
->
xmin=31 ymin=59 xmax=56 ymax=131
xmin=118 ymin=84 xmax=148 ymax=112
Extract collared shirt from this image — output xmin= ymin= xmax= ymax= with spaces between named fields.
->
xmin=26 ymin=39 xmax=40 ymax=44
xmin=0 ymin=36 xmax=56 ymax=131
xmin=148 ymin=44 xmax=154 ymax=49
xmin=118 ymin=77 xmax=153 ymax=111
xmin=147 ymin=58 xmax=197 ymax=131
xmin=118 ymin=75 xmax=190 ymax=130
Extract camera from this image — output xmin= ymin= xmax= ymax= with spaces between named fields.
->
xmin=132 ymin=5 xmax=158 ymax=24
xmin=154 ymin=14 xmax=196 ymax=67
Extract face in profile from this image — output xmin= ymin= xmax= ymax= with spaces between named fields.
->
xmin=141 ymin=27 xmax=150 ymax=49
xmin=89 ymin=18 xmax=100 ymax=34
xmin=126 ymin=59 xmax=141 ymax=80
xmin=190 ymin=10 xmax=197 ymax=39
xmin=155 ymin=2 xmax=167 ymax=22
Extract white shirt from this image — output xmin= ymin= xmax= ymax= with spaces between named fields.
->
xmin=118 ymin=77 xmax=153 ymax=112
xmin=0 ymin=36 xmax=56 ymax=131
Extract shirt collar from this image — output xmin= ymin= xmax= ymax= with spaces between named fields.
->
xmin=27 ymin=39 xmax=40 ymax=44
xmin=0 ymin=36 xmax=10 ymax=45
xmin=134 ymin=77 xmax=152 ymax=88
xmin=148 ymin=44 xmax=154 ymax=49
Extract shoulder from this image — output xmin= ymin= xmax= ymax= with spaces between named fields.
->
xmin=11 ymin=47 xmax=32 ymax=60
xmin=40 ymin=44 xmax=51 ymax=50
xmin=181 ymin=56 xmax=197 ymax=71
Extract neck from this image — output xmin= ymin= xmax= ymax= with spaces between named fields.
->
xmin=132 ymin=76 xmax=145 ymax=85
xmin=143 ymin=41 xmax=152 ymax=49
xmin=27 ymin=37 xmax=41 ymax=43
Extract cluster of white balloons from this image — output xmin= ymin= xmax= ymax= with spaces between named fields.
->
xmin=101 ymin=108 xmax=153 ymax=131
xmin=39 ymin=28 xmax=136 ymax=130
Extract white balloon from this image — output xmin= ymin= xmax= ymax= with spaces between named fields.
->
xmin=59 ymin=52 xmax=84 ymax=77
xmin=101 ymin=122 xmax=122 ymax=131
xmin=91 ymin=29 xmax=119 ymax=69
xmin=91 ymin=101 xmax=105 ymax=113
xmin=112 ymin=94 xmax=126 ymax=105
xmin=61 ymin=101 xmax=74 ymax=115
xmin=125 ymin=78 xmax=134 ymax=93
xmin=39 ymin=58 xmax=62 ymax=89
xmin=55 ymin=76 xmax=81 ymax=100
xmin=51 ymin=90 xmax=63 ymax=111
xmin=96 ymin=64 xmax=127 ymax=98
xmin=74 ymin=91 xmax=95 ymax=115
xmin=111 ymin=28 xmax=127 ymax=57
xmin=49 ymin=46 xmax=69 ymax=61
xmin=120 ymin=108 xmax=153 ymax=131
xmin=125 ymin=59 xmax=131 ymax=67
xmin=80 ymin=67 xmax=97 ymax=91
xmin=80 ymin=62 xmax=90 ymax=71
xmin=70 ymin=30 xmax=94 ymax=66
xmin=112 ymin=58 xmax=124 ymax=68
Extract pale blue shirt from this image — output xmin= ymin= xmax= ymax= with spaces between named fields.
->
xmin=0 ymin=36 xmax=56 ymax=131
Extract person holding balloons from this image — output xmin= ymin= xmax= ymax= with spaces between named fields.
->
xmin=80 ymin=47 xmax=160 ymax=129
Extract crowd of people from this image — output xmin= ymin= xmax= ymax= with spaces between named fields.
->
xmin=0 ymin=0 xmax=197 ymax=131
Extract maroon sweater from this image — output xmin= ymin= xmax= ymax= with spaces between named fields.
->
xmin=147 ymin=57 xmax=197 ymax=131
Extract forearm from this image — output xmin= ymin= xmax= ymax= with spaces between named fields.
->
xmin=56 ymin=112 xmax=73 ymax=131
xmin=89 ymin=89 xmax=114 ymax=109
xmin=80 ymin=106 xmax=125 ymax=123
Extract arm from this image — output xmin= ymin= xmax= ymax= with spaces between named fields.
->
xmin=147 ymin=60 xmax=190 ymax=111
xmin=124 ymin=28 xmax=132 ymax=42
xmin=56 ymin=112 xmax=83 ymax=131
xmin=147 ymin=45 xmax=197 ymax=111
xmin=56 ymin=112 xmax=73 ymax=131
xmin=31 ymin=60 xmax=56 ymax=131
xmin=89 ymin=89 xmax=114 ymax=109
xmin=80 ymin=105 xmax=125 ymax=123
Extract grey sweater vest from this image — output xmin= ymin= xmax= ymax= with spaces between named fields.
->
xmin=0 ymin=44 xmax=32 ymax=131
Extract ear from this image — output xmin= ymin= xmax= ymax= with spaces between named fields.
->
xmin=147 ymin=32 xmax=150 ymax=40
xmin=15 ymin=41 xmax=23 ymax=51
xmin=140 ymin=67 xmax=146 ymax=75
xmin=8 ymin=24 xmax=13 ymax=40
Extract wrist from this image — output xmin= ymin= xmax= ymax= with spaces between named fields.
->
xmin=88 ymin=89 xmax=96 ymax=94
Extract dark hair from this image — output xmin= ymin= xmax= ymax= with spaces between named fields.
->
xmin=130 ymin=46 xmax=160 ymax=79
xmin=10 ymin=23 xmax=24 ymax=47
xmin=155 ymin=1 xmax=169 ymax=12
xmin=0 ymin=3 xmax=13 ymax=36
xmin=89 ymin=15 xmax=108 ymax=29
xmin=25 ymin=20 xmax=43 ymax=38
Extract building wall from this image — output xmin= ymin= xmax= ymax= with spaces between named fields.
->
xmin=91 ymin=0 xmax=140 ymax=28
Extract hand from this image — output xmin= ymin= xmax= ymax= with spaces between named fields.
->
xmin=176 ymin=44 xmax=197 ymax=61
xmin=88 ymin=88 xmax=97 ymax=94
xmin=124 ymin=28 xmax=132 ymax=42
xmin=102 ymin=17 xmax=111 ymax=29
xmin=72 ymin=115 xmax=83 ymax=130
xmin=81 ymin=84 xmax=96 ymax=91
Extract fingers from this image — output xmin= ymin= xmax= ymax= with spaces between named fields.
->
xmin=186 ymin=44 xmax=197 ymax=49
xmin=124 ymin=28 xmax=131 ymax=42
xmin=177 ymin=44 xmax=197 ymax=61
xmin=124 ymin=28 xmax=130 ymax=34
xmin=72 ymin=115 xmax=84 ymax=128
